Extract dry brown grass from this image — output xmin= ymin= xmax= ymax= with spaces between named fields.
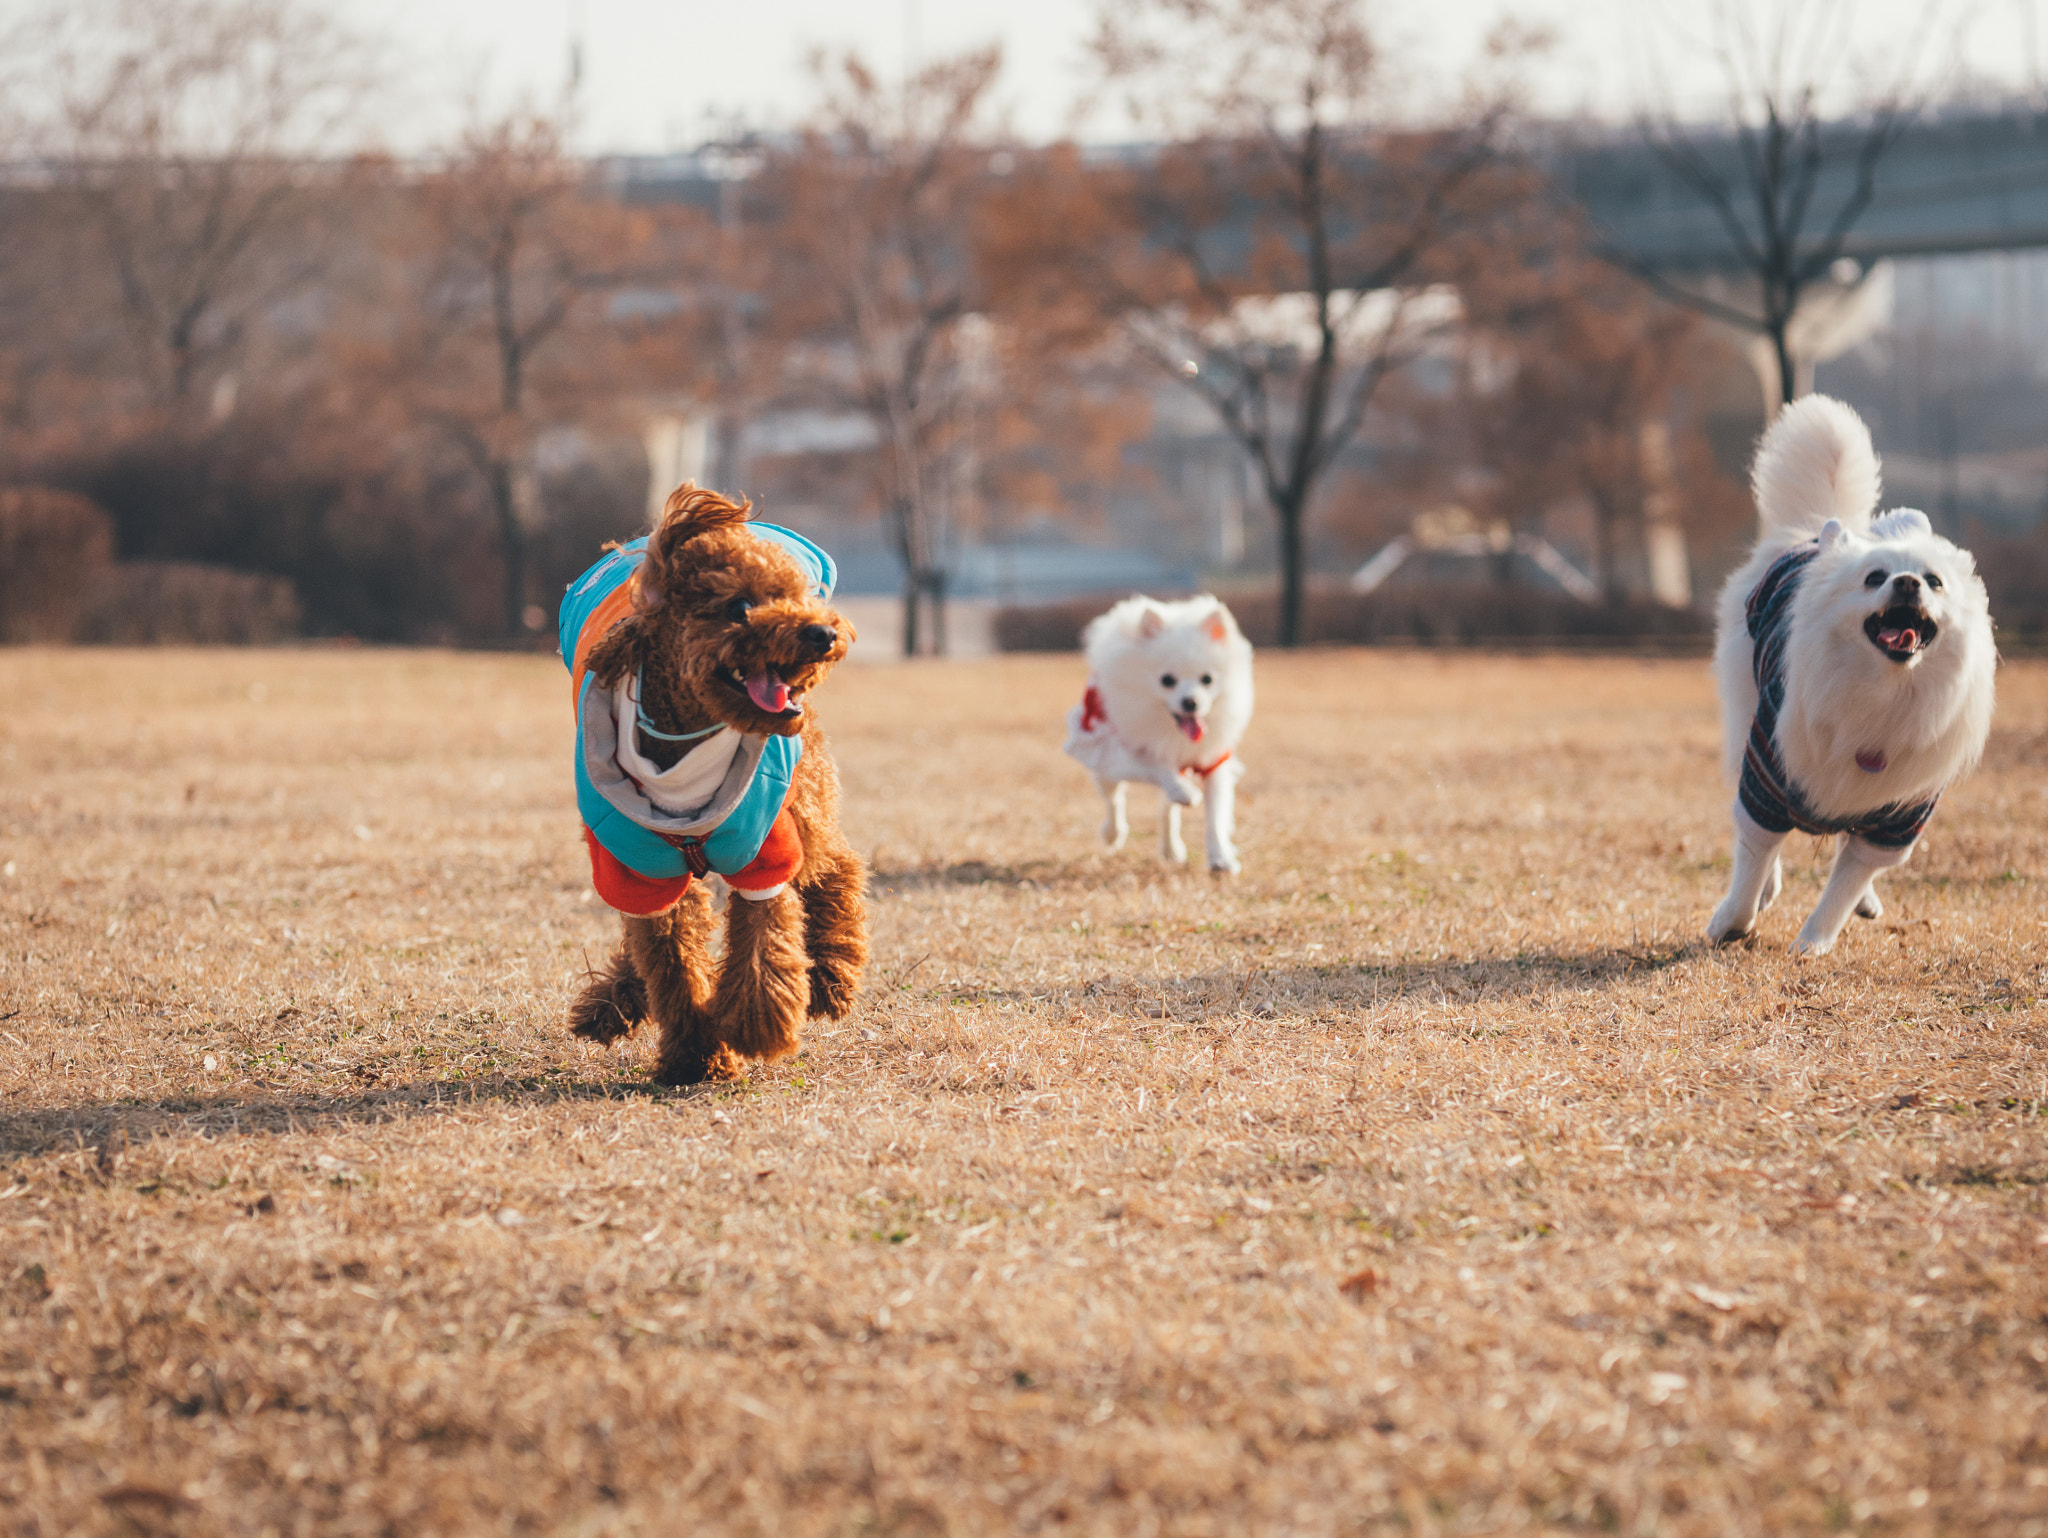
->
xmin=1 ymin=645 xmax=2044 ymax=1538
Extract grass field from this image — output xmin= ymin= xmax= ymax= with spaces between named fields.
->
xmin=1 ymin=645 xmax=2044 ymax=1538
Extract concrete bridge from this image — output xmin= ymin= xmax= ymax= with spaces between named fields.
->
xmin=1550 ymin=103 xmax=2048 ymax=274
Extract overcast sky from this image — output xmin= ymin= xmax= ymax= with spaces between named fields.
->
xmin=344 ymin=0 xmax=2047 ymax=155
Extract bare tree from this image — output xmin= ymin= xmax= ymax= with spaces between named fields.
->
xmin=1077 ymin=0 xmax=1529 ymax=646
xmin=15 ymin=0 xmax=379 ymax=419
xmin=403 ymin=110 xmax=654 ymax=638
xmin=764 ymin=47 xmax=1004 ymax=657
xmin=1606 ymin=0 xmax=1954 ymax=411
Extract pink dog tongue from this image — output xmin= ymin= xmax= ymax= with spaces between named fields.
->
xmin=1879 ymin=624 xmax=1919 ymax=651
xmin=1176 ymin=713 xmax=1205 ymax=743
xmin=1856 ymin=749 xmax=1887 ymax=773
xmin=745 ymin=671 xmax=790 ymax=713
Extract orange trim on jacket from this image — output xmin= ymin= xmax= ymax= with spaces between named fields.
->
xmin=582 ymin=806 xmax=805 ymax=917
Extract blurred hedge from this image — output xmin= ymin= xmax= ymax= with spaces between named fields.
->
xmin=77 ymin=562 xmax=303 ymax=645
xmin=995 ymin=584 xmax=1715 ymax=652
xmin=0 ymin=487 xmax=116 ymax=643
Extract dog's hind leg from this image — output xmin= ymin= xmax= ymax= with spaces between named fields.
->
xmin=798 ymin=842 xmax=869 ymax=1021
xmin=1797 ymin=836 xmax=1911 ymax=955
xmin=1160 ymin=799 xmax=1188 ymax=864
xmin=566 ymin=943 xmax=647 ymax=1045
xmin=1708 ymin=802 xmax=1790 ymax=944
xmin=1098 ymin=777 xmax=1129 ymax=851
xmin=708 ymin=888 xmax=811 ymax=1065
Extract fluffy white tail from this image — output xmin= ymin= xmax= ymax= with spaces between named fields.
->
xmin=1750 ymin=394 xmax=1882 ymax=539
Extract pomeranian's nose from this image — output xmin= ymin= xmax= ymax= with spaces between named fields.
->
xmin=799 ymin=623 xmax=838 ymax=654
xmin=1179 ymin=695 xmax=1198 ymax=712
xmin=1892 ymin=573 xmax=1922 ymax=599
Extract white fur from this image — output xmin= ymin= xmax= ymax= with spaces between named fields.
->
xmin=1062 ymin=594 xmax=1255 ymax=874
xmin=1709 ymin=396 xmax=1997 ymax=954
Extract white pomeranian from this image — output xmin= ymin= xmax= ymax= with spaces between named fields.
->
xmin=1062 ymin=594 xmax=1254 ymax=873
xmin=1708 ymin=395 xmax=1996 ymax=954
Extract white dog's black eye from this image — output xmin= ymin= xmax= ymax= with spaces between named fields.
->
xmin=1160 ymin=673 xmax=1176 ymax=688
xmin=1200 ymin=674 xmax=1213 ymax=685
xmin=1863 ymin=570 xmax=1887 ymax=589
xmin=726 ymin=596 xmax=755 ymax=623
xmin=1925 ymin=572 xmax=1943 ymax=591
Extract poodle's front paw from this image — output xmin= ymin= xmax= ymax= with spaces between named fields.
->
xmin=1854 ymin=887 xmax=1883 ymax=920
xmin=1208 ymin=853 xmax=1241 ymax=876
xmin=1165 ymin=775 xmax=1202 ymax=807
xmin=654 ymin=1042 xmax=747 ymax=1087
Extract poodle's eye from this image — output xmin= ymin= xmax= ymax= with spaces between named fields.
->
xmin=1160 ymin=673 xmax=1176 ymax=688
xmin=726 ymin=596 xmax=755 ymax=623
xmin=1863 ymin=570 xmax=1887 ymax=589
xmin=1200 ymin=674 xmax=1213 ymax=686
xmin=1925 ymin=571 xmax=1943 ymax=591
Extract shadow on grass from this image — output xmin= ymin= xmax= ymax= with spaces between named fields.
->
xmin=869 ymin=858 xmax=1091 ymax=895
xmin=0 ymin=1071 xmax=725 ymax=1163
xmin=943 ymin=941 xmax=1705 ymax=1016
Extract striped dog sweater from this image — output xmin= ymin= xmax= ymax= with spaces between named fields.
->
xmin=1737 ymin=544 xmax=1937 ymax=850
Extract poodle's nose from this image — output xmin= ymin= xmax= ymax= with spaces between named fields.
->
xmin=1892 ymin=573 xmax=1922 ymax=599
xmin=800 ymin=623 xmax=838 ymax=655
xmin=1179 ymin=696 xmax=1198 ymax=712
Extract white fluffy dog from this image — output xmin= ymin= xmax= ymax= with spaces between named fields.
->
xmin=1708 ymin=395 xmax=1996 ymax=954
xmin=1062 ymin=595 xmax=1254 ymax=873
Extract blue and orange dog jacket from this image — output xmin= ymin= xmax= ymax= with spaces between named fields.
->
xmin=558 ymin=527 xmax=837 ymax=915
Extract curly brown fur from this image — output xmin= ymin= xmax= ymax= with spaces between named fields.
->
xmin=566 ymin=947 xmax=647 ymax=1045
xmin=569 ymin=484 xmax=870 ymax=1086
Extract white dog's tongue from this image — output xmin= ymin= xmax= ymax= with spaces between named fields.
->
xmin=1176 ymin=712 xmax=1205 ymax=743
xmin=746 ymin=670 xmax=790 ymax=713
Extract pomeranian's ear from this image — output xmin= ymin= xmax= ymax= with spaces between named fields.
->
xmin=1871 ymin=508 xmax=1933 ymax=540
xmin=1818 ymin=518 xmax=1845 ymax=553
xmin=1136 ymin=603 xmax=1166 ymax=640
xmin=1202 ymin=602 xmax=1237 ymax=643
xmin=637 ymin=484 xmax=752 ymax=611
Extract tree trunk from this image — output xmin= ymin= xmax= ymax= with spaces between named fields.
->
xmin=490 ymin=459 xmax=527 ymax=639
xmin=1770 ymin=321 xmax=1797 ymax=415
xmin=901 ymin=568 xmax=921 ymax=659
xmin=1276 ymin=491 xmax=1307 ymax=648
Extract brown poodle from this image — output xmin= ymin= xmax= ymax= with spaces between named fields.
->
xmin=562 ymin=486 xmax=867 ymax=1084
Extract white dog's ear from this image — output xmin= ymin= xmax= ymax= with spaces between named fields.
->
xmin=1871 ymin=508 xmax=1933 ymax=539
xmin=1818 ymin=518 xmax=1845 ymax=553
xmin=1137 ymin=605 xmax=1166 ymax=640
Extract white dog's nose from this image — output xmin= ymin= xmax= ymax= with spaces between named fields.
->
xmin=1892 ymin=573 xmax=1922 ymax=599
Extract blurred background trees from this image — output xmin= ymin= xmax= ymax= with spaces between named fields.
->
xmin=0 ymin=0 xmax=2042 ymax=650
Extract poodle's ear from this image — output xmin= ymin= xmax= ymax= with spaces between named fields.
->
xmin=582 ymin=612 xmax=649 ymax=689
xmin=1136 ymin=603 xmax=1166 ymax=640
xmin=636 ymin=483 xmax=753 ymax=611
xmin=1818 ymin=518 xmax=1845 ymax=553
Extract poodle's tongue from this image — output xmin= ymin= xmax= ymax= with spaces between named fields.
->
xmin=1856 ymin=749 xmax=1888 ymax=773
xmin=1175 ymin=712 xmax=1205 ymax=743
xmin=1879 ymin=623 xmax=1919 ymax=652
xmin=745 ymin=671 xmax=790 ymax=713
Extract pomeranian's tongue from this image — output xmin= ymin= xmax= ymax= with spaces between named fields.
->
xmin=745 ymin=670 xmax=791 ymax=713
xmin=1175 ymin=712 xmax=1205 ymax=743
xmin=1879 ymin=622 xmax=1919 ymax=651
xmin=1856 ymin=749 xmax=1888 ymax=773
